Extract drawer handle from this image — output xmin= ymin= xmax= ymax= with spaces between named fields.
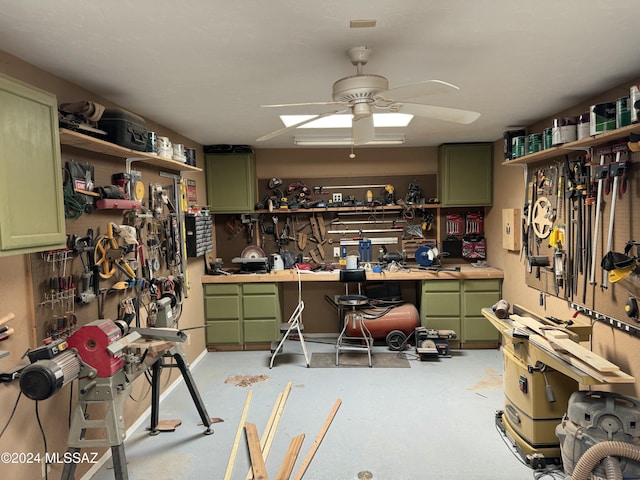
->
xmin=505 ymin=404 xmax=521 ymax=424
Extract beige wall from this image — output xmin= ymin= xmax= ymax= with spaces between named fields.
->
xmin=0 ymin=50 xmax=207 ymax=479
xmin=487 ymin=78 xmax=640 ymax=398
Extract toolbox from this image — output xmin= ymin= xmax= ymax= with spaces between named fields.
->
xmin=98 ymin=107 xmax=148 ymax=151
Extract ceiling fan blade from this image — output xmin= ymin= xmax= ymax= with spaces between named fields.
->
xmin=397 ymin=102 xmax=481 ymax=124
xmin=376 ymin=80 xmax=459 ymax=102
xmin=261 ymin=101 xmax=346 ymax=108
xmin=352 ymin=115 xmax=375 ymax=146
xmin=256 ymin=109 xmax=345 ymax=142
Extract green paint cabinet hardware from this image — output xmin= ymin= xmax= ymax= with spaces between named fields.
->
xmin=438 ymin=143 xmax=493 ymax=206
xmin=205 ymin=153 xmax=256 ymax=213
xmin=0 ymin=74 xmax=66 ymax=255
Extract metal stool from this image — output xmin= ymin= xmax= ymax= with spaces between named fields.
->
xmin=335 ymin=268 xmax=372 ymax=367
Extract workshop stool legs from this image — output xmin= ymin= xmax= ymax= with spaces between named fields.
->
xmin=336 ymin=310 xmax=373 ymax=367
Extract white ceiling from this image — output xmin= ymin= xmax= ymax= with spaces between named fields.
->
xmin=1 ymin=0 xmax=639 ymax=148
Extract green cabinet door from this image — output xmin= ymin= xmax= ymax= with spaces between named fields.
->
xmin=0 ymin=74 xmax=65 ymax=254
xmin=242 ymin=283 xmax=280 ymax=343
xmin=205 ymin=152 xmax=256 ymax=213
xmin=421 ymin=280 xmax=461 ymax=333
xmin=204 ymin=284 xmax=242 ymax=345
xmin=203 ymin=282 xmax=280 ymax=347
xmin=461 ymin=279 xmax=501 ymax=342
xmin=438 ymin=143 xmax=493 ymax=206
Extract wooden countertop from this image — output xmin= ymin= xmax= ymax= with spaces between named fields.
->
xmin=201 ymin=264 xmax=503 ymax=283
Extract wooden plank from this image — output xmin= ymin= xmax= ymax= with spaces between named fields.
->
xmin=528 ymin=332 xmax=632 ymax=383
xmin=512 ymin=314 xmax=620 ymax=373
xmin=246 ymin=382 xmax=292 ymax=480
xmin=224 ymin=389 xmax=253 ymax=480
xmin=275 ymin=434 xmax=305 ymax=480
xmin=292 ymin=398 xmax=342 ymax=480
xmin=544 ymin=330 xmax=620 ymax=373
xmin=245 ymin=422 xmax=269 ymax=480
xmin=245 ymin=392 xmax=283 ymax=480
xmin=510 ymin=314 xmax=569 ymax=339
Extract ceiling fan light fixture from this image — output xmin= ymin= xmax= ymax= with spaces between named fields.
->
xmin=294 ymin=135 xmax=405 ymax=146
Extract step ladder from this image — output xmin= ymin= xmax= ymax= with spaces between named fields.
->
xmin=269 ymin=268 xmax=309 ymax=368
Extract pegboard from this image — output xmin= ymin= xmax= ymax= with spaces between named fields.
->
xmin=524 ymin=146 xmax=640 ymax=325
xmin=30 ymin=146 xmax=188 ymax=344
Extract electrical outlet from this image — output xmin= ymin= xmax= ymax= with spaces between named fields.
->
xmin=333 ymin=246 xmax=340 ymax=258
xmin=332 ymin=193 xmax=342 ymax=203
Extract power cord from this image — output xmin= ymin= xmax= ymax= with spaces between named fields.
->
xmin=0 ymin=390 xmax=22 ymax=438
xmin=35 ymin=400 xmax=49 ymax=480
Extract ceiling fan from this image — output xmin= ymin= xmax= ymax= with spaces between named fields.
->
xmin=257 ymin=46 xmax=481 ymax=146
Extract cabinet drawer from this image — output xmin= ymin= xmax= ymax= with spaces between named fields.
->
xmin=204 ymin=295 xmax=240 ymax=320
xmin=422 ymin=292 xmax=460 ymax=317
xmin=422 ymin=316 xmax=460 ymax=332
xmin=463 ymin=316 xmax=499 ymax=342
xmin=206 ymin=321 xmax=242 ymax=344
xmin=204 ymin=283 xmax=240 ymax=296
xmin=464 ymin=291 xmax=501 ymax=316
xmin=244 ymin=319 xmax=278 ymax=343
xmin=464 ymin=279 xmax=501 ymax=292
xmin=422 ymin=279 xmax=460 ymax=293
xmin=243 ymin=283 xmax=278 ymax=295
xmin=243 ymin=295 xmax=279 ymax=319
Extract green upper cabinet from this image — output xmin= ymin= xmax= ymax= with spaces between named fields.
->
xmin=0 ymin=74 xmax=66 ymax=255
xmin=438 ymin=143 xmax=493 ymax=206
xmin=205 ymin=152 xmax=256 ymax=213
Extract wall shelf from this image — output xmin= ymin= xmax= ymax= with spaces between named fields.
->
xmin=59 ymin=128 xmax=202 ymax=172
xmin=502 ymin=123 xmax=640 ymax=166
xmin=253 ymin=203 xmax=440 ymax=215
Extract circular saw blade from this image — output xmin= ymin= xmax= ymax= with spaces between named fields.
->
xmin=241 ymin=245 xmax=266 ymax=259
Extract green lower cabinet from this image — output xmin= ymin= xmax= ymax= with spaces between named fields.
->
xmin=204 ymin=284 xmax=242 ymax=345
xmin=462 ymin=279 xmax=501 ymax=343
xmin=421 ymin=278 xmax=502 ymax=346
xmin=420 ymin=280 xmax=461 ymax=334
xmin=203 ymin=282 xmax=281 ymax=348
xmin=242 ymin=283 xmax=280 ymax=344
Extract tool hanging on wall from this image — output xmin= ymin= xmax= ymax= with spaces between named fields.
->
xmin=602 ymin=144 xmax=630 ymax=290
xmin=589 ymin=148 xmax=610 ymax=287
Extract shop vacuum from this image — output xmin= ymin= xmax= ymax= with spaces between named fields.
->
xmin=556 ymin=390 xmax=640 ymax=479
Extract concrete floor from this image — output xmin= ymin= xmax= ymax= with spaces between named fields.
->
xmin=87 ymin=341 xmax=550 ymax=480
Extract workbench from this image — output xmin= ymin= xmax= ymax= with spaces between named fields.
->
xmin=201 ymin=264 xmax=503 ymax=350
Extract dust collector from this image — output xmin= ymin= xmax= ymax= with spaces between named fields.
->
xmin=556 ymin=390 xmax=640 ymax=480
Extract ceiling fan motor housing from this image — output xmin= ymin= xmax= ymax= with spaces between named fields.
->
xmin=332 ymin=74 xmax=388 ymax=104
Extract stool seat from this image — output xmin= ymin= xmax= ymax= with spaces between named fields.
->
xmin=337 ymin=294 xmax=368 ymax=306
